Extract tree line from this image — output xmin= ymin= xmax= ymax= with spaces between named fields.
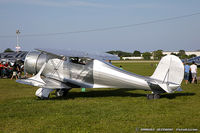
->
xmin=107 ymin=50 xmax=197 ymax=60
xmin=1 ymin=48 xmax=197 ymax=60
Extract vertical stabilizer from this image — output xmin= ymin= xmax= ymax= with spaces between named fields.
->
xmin=151 ymin=55 xmax=184 ymax=92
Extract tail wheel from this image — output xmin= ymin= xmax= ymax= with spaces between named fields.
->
xmin=147 ymin=94 xmax=154 ymax=100
xmin=147 ymin=94 xmax=160 ymax=100
xmin=154 ymin=94 xmax=160 ymax=99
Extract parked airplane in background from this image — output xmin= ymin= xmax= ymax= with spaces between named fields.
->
xmin=0 ymin=51 xmax=28 ymax=63
xmin=17 ymin=49 xmax=184 ymax=100
xmin=186 ymin=56 xmax=200 ymax=66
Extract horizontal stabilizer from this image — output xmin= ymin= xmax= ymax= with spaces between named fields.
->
xmin=157 ymin=82 xmax=181 ymax=93
xmin=158 ymin=83 xmax=172 ymax=93
xmin=176 ymin=87 xmax=183 ymax=91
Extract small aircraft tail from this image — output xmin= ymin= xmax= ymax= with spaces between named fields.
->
xmin=151 ymin=55 xmax=184 ymax=93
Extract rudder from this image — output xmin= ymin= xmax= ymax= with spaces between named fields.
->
xmin=151 ymin=55 xmax=184 ymax=92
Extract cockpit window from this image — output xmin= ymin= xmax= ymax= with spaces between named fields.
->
xmin=70 ymin=57 xmax=91 ymax=65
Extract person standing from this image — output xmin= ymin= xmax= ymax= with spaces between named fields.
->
xmin=119 ymin=65 xmax=123 ymax=70
xmin=190 ymin=61 xmax=197 ymax=84
xmin=184 ymin=63 xmax=190 ymax=84
xmin=11 ymin=62 xmax=19 ymax=80
xmin=0 ymin=62 xmax=5 ymax=78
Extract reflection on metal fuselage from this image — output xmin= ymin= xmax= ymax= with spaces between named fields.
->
xmin=17 ymin=51 xmax=184 ymax=99
xmin=93 ymin=60 xmax=151 ymax=90
xmin=24 ymin=51 xmax=48 ymax=74
xmin=24 ymin=51 xmax=151 ymax=90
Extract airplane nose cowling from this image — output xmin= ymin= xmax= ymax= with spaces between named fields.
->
xmin=24 ymin=51 xmax=47 ymax=75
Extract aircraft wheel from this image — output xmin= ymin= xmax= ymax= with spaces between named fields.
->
xmin=153 ymin=94 xmax=160 ymax=99
xmin=56 ymin=89 xmax=63 ymax=97
xmin=56 ymin=89 xmax=70 ymax=97
xmin=147 ymin=94 xmax=160 ymax=100
xmin=147 ymin=94 xmax=154 ymax=100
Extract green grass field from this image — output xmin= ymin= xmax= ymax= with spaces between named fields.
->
xmin=0 ymin=62 xmax=200 ymax=133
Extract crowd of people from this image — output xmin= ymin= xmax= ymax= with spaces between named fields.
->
xmin=184 ymin=61 xmax=198 ymax=84
xmin=0 ymin=61 xmax=24 ymax=80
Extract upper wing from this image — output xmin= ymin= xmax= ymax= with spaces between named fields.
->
xmin=35 ymin=48 xmax=120 ymax=60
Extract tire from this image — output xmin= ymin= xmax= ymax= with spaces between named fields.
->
xmin=153 ymin=94 xmax=160 ymax=99
xmin=56 ymin=89 xmax=70 ymax=97
xmin=147 ymin=94 xmax=154 ymax=100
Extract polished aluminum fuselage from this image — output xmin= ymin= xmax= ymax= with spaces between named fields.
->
xmin=24 ymin=51 xmax=151 ymax=91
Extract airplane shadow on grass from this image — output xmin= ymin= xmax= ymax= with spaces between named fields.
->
xmin=48 ymin=88 xmax=195 ymax=100
xmin=162 ymin=92 xmax=195 ymax=99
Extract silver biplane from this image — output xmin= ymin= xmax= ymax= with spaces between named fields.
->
xmin=17 ymin=49 xmax=184 ymax=99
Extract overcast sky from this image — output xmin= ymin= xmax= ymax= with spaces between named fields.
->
xmin=0 ymin=0 xmax=200 ymax=53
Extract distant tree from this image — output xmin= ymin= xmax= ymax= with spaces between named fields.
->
xmin=133 ymin=50 xmax=141 ymax=57
xmin=4 ymin=48 xmax=14 ymax=53
xmin=178 ymin=50 xmax=186 ymax=55
xmin=153 ymin=50 xmax=163 ymax=60
xmin=107 ymin=50 xmax=132 ymax=57
xmin=107 ymin=51 xmax=117 ymax=55
xmin=177 ymin=50 xmax=187 ymax=59
xmin=188 ymin=54 xmax=197 ymax=59
xmin=171 ymin=52 xmax=178 ymax=56
xmin=114 ymin=51 xmax=124 ymax=57
xmin=142 ymin=52 xmax=152 ymax=60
